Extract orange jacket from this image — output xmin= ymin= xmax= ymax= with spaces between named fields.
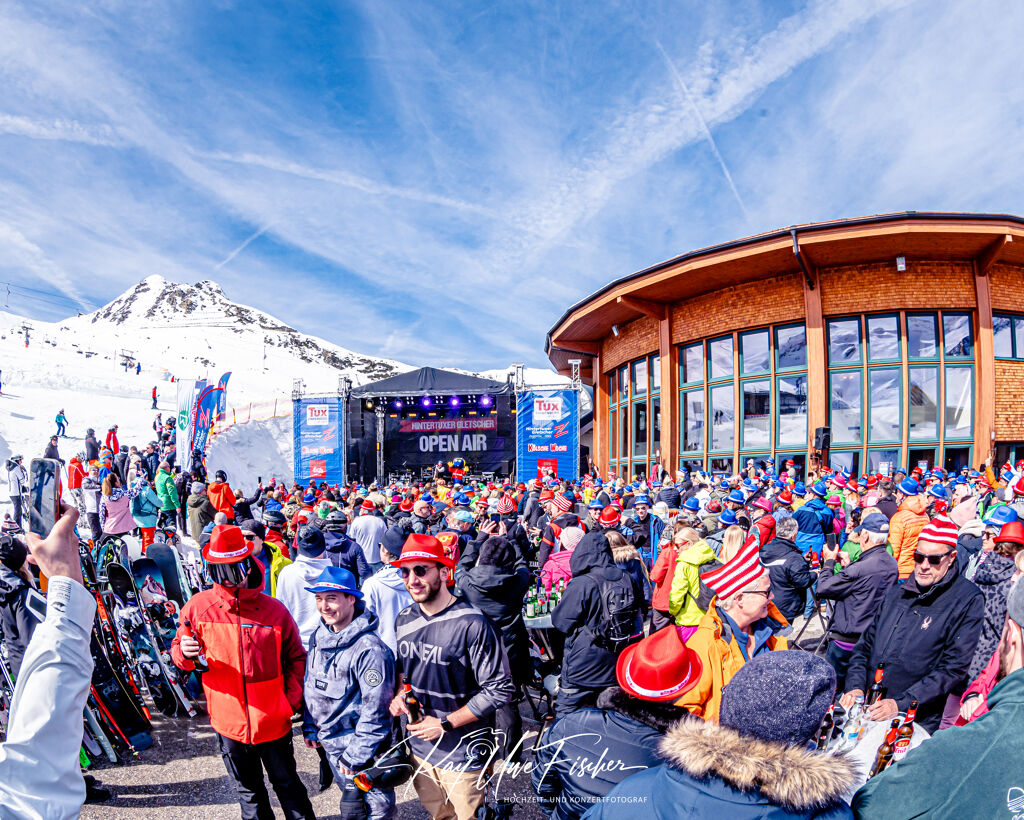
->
xmin=673 ymin=598 xmax=788 ymax=722
xmin=206 ymin=481 xmax=236 ymax=521
xmin=171 ymin=573 xmax=306 ymax=744
xmin=649 ymin=542 xmax=679 ymax=612
xmin=889 ymin=495 xmax=930 ymax=579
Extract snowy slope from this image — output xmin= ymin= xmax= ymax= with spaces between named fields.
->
xmin=0 ymin=275 xmax=570 ymax=500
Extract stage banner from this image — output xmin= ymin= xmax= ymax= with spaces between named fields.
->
xmin=215 ymin=372 xmax=232 ymax=417
xmin=516 ymin=389 xmax=579 ymax=481
xmin=293 ymin=397 xmax=345 ymax=483
xmin=384 ymin=412 xmax=513 ymax=475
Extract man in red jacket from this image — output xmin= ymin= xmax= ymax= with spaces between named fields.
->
xmin=171 ymin=525 xmax=314 ymax=820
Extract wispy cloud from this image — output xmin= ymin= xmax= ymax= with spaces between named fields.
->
xmin=0 ymin=0 xmax=1020 ymax=370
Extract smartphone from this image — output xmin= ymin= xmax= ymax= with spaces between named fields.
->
xmin=258 ymin=476 xmax=262 ymax=485
xmin=490 ymin=513 xmax=501 ymax=523
xmin=29 ymin=458 xmax=61 ymax=537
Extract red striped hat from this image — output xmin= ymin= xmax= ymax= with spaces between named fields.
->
xmin=701 ymin=540 xmax=765 ymax=600
xmin=917 ymin=514 xmax=959 ymax=549
xmin=496 ymin=494 xmax=515 ymax=514
xmin=554 ymin=493 xmax=574 ymax=513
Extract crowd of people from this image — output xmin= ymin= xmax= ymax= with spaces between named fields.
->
xmin=3 ymin=434 xmax=1024 ymax=819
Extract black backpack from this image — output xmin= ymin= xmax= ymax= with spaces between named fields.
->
xmin=592 ymin=577 xmax=643 ymax=653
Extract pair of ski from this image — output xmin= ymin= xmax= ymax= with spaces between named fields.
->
xmin=107 ymin=559 xmax=197 ymax=719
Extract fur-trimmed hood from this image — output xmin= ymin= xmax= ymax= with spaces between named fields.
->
xmin=596 ymin=686 xmax=687 ymax=732
xmin=658 ymin=718 xmax=858 ymax=812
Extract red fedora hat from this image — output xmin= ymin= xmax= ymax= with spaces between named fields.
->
xmin=616 ymin=626 xmax=702 ymax=702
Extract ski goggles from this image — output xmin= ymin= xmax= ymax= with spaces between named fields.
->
xmin=209 ymin=558 xmax=252 ymax=587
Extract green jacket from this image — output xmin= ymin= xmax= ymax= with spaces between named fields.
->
xmin=155 ymin=468 xmax=180 ymax=511
xmin=852 ymin=669 xmax=1024 ymax=818
xmin=668 ymin=540 xmax=716 ymax=626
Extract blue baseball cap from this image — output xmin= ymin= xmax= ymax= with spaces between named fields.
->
xmin=305 ymin=566 xmax=363 ymax=599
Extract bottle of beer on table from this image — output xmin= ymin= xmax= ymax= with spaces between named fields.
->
xmin=891 ymin=701 xmax=918 ymax=762
xmin=868 ymin=719 xmax=901 ymax=777
xmin=403 ymin=682 xmax=422 ymax=723
xmin=866 ymin=663 xmax=886 ymax=705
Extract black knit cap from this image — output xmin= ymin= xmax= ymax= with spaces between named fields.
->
xmin=720 ymin=650 xmax=836 ymax=746
xmin=0 ymin=535 xmax=29 ymax=572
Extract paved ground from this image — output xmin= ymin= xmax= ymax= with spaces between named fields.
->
xmin=82 ymin=705 xmax=550 ymax=820
xmin=81 ymin=615 xmax=825 ymax=819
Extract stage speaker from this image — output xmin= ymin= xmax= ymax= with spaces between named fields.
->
xmin=813 ymin=426 xmax=831 ymax=450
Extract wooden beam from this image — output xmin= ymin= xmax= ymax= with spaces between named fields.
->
xmin=976 ymin=233 xmax=1013 ymax=277
xmin=552 ymin=340 xmax=601 ymax=356
xmin=973 ymin=260 xmax=996 ymax=462
xmin=593 ymin=352 xmax=605 ymax=474
xmin=792 ymin=229 xmax=816 ymax=290
xmin=802 ymin=264 xmax=826 ymax=461
xmin=617 ymin=295 xmax=667 ymax=321
xmin=658 ymin=316 xmax=676 ymax=476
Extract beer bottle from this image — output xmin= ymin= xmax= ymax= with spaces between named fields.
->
xmin=866 ymin=663 xmax=886 ymax=705
xmin=891 ymin=701 xmax=918 ymax=762
xmin=183 ymin=618 xmax=208 ymax=673
xmin=816 ymin=703 xmax=836 ymax=750
xmin=526 ymin=591 xmax=535 ymax=618
xmin=868 ymin=719 xmax=901 ymax=777
xmin=403 ymin=682 xmax=422 ymax=723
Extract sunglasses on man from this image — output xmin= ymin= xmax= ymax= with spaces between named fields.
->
xmin=399 ymin=565 xmax=436 ymax=578
xmin=913 ymin=550 xmax=953 ymax=566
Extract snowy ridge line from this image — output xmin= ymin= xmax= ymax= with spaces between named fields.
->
xmin=208 ymin=399 xmax=291 ymax=445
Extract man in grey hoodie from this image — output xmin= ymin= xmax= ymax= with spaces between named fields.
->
xmin=303 ymin=566 xmax=397 ymax=820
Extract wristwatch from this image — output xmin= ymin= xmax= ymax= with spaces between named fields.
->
xmin=439 ymin=716 xmax=454 ymax=732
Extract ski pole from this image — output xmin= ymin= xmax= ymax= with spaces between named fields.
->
xmin=84 ymin=702 xmax=118 ymax=763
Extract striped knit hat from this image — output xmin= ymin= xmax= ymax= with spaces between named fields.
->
xmin=554 ymin=493 xmax=574 ymax=513
xmin=496 ymin=494 xmax=515 ymax=514
xmin=701 ymin=540 xmax=765 ymax=600
xmin=917 ymin=514 xmax=959 ymax=549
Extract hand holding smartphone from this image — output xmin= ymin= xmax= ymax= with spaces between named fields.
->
xmin=29 ymin=458 xmax=61 ymax=537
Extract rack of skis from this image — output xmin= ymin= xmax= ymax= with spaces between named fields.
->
xmin=0 ymin=529 xmax=207 ymax=768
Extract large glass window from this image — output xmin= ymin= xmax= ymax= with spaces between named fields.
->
xmin=682 ymin=343 xmax=704 ymax=383
xmin=777 ymin=375 xmax=808 ymax=449
xmin=740 ymin=330 xmax=770 ymax=375
xmin=908 ymin=366 xmax=939 ymax=441
xmin=830 ymin=450 xmax=861 ymax=478
xmin=995 ymin=315 xmax=1014 ymax=357
xmin=867 ymin=315 xmax=900 ymax=362
xmin=621 ymin=405 xmax=629 ymax=457
xmin=829 ymin=370 xmax=862 ymax=444
xmin=651 ymin=355 xmax=661 ymax=391
xmin=828 ymin=318 xmax=861 ymax=364
xmin=632 ymin=360 xmax=648 ymax=396
xmin=609 ymin=410 xmax=618 ymax=459
xmin=710 ymin=385 xmax=734 ymax=451
xmin=945 ymin=366 xmax=973 ymax=440
xmin=776 ymin=324 xmax=807 ymax=370
xmin=709 ymin=457 xmax=733 ymax=475
xmin=742 ymin=380 xmax=771 ymax=449
xmin=868 ymin=367 xmax=901 ymax=443
xmin=682 ymin=391 xmax=704 ymax=452
xmin=943 ymin=313 xmax=973 ymax=358
xmin=632 ymin=402 xmax=648 ymax=456
xmin=907 ymin=313 xmax=938 ymax=359
xmin=652 ymin=396 xmax=661 ymax=448
xmin=618 ymin=367 xmax=628 ymax=401
xmin=868 ymin=449 xmax=902 ymax=475
xmin=709 ymin=336 xmax=734 ymax=380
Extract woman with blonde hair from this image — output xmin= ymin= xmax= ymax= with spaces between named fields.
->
xmin=718 ymin=525 xmax=746 ymax=563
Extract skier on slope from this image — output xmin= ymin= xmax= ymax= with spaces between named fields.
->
xmin=105 ymin=425 xmax=119 ymax=454
xmin=151 ymin=386 xmax=157 ymax=409
xmin=55 ymin=410 xmax=68 ymax=437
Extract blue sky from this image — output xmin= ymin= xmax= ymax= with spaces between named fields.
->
xmin=1 ymin=0 xmax=1023 ymax=370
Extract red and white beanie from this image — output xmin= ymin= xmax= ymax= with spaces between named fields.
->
xmin=917 ymin=514 xmax=959 ymax=549
xmin=701 ymin=541 xmax=765 ymax=600
xmin=496 ymin=494 xmax=515 ymax=515
xmin=554 ymin=493 xmax=574 ymax=513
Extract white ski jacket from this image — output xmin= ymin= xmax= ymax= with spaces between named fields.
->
xmin=0 ymin=577 xmax=95 ymax=819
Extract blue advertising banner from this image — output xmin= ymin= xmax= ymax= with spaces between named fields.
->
xmin=215 ymin=372 xmax=232 ymax=416
xmin=292 ymin=397 xmax=345 ymax=484
xmin=191 ymin=384 xmax=222 ymax=457
xmin=516 ymin=389 xmax=579 ymax=482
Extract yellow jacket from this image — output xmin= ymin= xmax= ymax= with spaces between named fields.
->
xmin=668 ymin=540 xmax=717 ymax=626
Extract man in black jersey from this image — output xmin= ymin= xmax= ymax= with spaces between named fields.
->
xmin=389 ymin=534 xmax=513 ymax=820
